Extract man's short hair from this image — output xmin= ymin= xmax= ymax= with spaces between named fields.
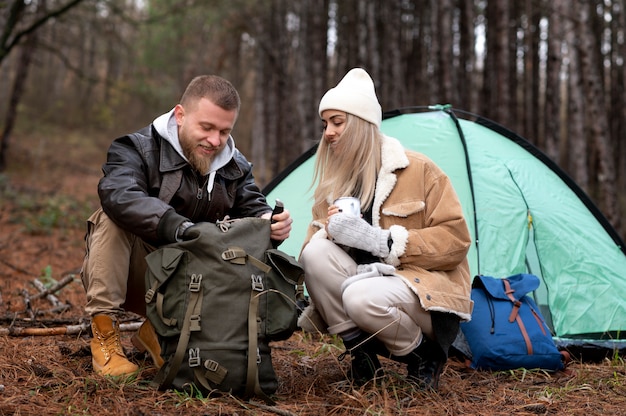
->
xmin=180 ymin=75 xmax=241 ymax=112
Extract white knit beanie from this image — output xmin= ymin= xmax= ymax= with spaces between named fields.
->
xmin=318 ymin=68 xmax=382 ymax=128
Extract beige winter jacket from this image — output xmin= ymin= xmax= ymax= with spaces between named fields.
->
xmin=301 ymin=135 xmax=473 ymax=321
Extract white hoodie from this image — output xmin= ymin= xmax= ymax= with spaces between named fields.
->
xmin=152 ymin=109 xmax=236 ymax=197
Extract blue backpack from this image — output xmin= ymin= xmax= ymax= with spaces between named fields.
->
xmin=460 ymin=274 xmax=566 ymax=371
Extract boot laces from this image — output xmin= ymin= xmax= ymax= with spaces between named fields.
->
xmin=96 ymin=329 xmax=125 ymax=361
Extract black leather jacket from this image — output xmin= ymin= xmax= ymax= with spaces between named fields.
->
xmin=98 ymin=125 xmax=271 ymax=246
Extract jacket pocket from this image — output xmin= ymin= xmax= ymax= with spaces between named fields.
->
xmin=382 ymin=200 xmax=425 ymax=217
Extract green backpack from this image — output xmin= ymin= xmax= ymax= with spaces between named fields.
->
xmin=143 ymin=217 xmax=304 ymax=402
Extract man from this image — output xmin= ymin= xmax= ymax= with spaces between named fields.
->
xmin=81 ymin=75 xmax=292 ymax=376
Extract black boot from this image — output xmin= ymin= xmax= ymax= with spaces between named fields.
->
xmin=392 ymin=337 xmax=446 ymax=391
xmin=342 ymin=333 xmax=386 ymax=386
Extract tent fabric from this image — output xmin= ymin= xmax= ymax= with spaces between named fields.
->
xmin=262 ymin=106 xmax=626 ymax=352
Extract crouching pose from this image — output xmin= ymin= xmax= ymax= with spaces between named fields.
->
xmin=299 ymin=68 xmax=473 ymax=390
xmin=81 ymin=75 xmax=291 ymax=376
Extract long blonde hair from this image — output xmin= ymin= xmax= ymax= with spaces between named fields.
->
xmin=312 ymin=114 xmax=383 ymax=211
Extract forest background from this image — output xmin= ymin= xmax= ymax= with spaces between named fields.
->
xmin=1 ymin=0 xmax=625 ymax=238
xmin=1 ymin=1 xmax=626 ymax=414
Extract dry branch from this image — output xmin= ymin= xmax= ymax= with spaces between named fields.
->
xmin=31 ymin=274 xmax=75 ymax=300
xmin=0 ymin=258 xmax=36 ymax=276
xmin=21 ymin=289 xmax=34 ymax=319
xmin=0 ymin=321 xmax=142 ymax=336
xmin=248 ymin=400 xmax=299 ymax=416
xmin=32 ymin=278 xmax=70 ymax=312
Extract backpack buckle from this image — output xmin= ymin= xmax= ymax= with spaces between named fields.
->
xmin=203 ymin=359 xmax=228 ymax=385
xmin=222 ymin=247 xmax=247 ymax=264
xmin=188 ymin=348 xmax=201 ymax=367
xmin=251 ymin=274 xmax=264 ymax=291
xmin=189 ymin=274 xmax=202 ymax=292
xmin=204 ymin=359 xmax=219 ymax=372
xmin=189 ymin=314 xmax=202 ymax=331
xmin=144 ymin=288 xmax=155 ymax=303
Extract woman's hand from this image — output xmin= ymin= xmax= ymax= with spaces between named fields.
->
xmin=327 ymin=213 xmax=391 ymax=257
xmin=325 ymin=204 xmax=341 ymax=234
xmin=328 ymin=204 xmax=341 ymax=217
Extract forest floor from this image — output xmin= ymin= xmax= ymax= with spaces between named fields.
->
xmin=0 ymin=128 xmax=625 ymax=415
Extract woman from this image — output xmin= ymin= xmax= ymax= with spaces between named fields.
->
xmin=299 ymin=68 xmax=473 ymax=390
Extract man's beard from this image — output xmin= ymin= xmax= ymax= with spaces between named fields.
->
xmin=181 ymin=140 xmax=214 ymax=174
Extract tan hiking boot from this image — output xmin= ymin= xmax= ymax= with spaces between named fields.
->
xmin=90 ymin=315 xmax=139 ymax=376
xmin=131 ymin=319 xmax=164 ymax=368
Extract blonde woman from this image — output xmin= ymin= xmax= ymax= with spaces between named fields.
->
xmin=299 ymin=68 xmax=473 ymax=390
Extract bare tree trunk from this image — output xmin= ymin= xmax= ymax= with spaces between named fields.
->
xmin=524 ymin=0 xmax=541 ymax=145
xmin=564 ymin=8 xmax=588 ymax=192
xmin=493 ymin=0 xmax=510 ymax=122
xmin=377 ymin=1 xmax=403 ymax=110
xmin=437 ymin=0 xmax=455 ymax=105
xmin=509 ymin=2 xmax=522 ymax=134
xmin=576 ymin=0 xmax=619 ymax=228
xmin=251 ymin=9 xmax=268 ymax=183
xmin=458 ymin=0 xmax=477 ymax=111
xmin=401 ymin=0 xmax=430 ymax=105
xmin=0 ymin=32 xmax=36 ymax=172
xmin=611 ymin=0 xmax=626 ymax=208
xmin=295 ymin=0 xmax=329 ymax=153
xmin=481 ymin=0 xmax=510 ymax=120
xmin=361 ymin=0 xmax=379 ymax=75
xmin=267 ymin=0 xmax=285 ymax=179
xmin=545 ymin=0 xmax=564 ymax=162
xmin=334 ymin=0 xmax=358 ymax=77
xmin=615 ymin=0 xmax=626 ymax=240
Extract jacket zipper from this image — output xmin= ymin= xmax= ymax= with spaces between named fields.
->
xmin=197 ymin=176 xmax=209 ymax=200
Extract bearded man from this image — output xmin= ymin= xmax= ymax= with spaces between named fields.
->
xmin=81 ymin=75 xmax=292 ymax=376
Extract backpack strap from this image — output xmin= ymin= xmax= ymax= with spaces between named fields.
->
xmin=502 ymin=279 xmax=533 ymax=355
xmin=154 ymin=274 xmax=205 ymax=388
xmin=246 ymin=274 xmax=274 ymax=404
xmin=189 ymin=249 xmax=275 ymax=404
xmin=222 ymin=247 xmax=272 ymax=273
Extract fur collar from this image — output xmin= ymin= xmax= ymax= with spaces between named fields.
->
xmin=372 ymin=135 xmax=409 ymax=226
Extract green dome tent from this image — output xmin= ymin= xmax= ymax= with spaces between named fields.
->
xmin=263 ymin=106 xmax=626 ymax=358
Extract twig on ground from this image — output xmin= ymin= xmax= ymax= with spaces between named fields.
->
xmin=31 ymin=274 xmax=75 ymax=300
xmin=248 ymin=400 xmax=299 ymax=416
xmin=21 ymin=289 xmax=34 ymax=319
xmin=0 ymin=258 xmax=36 ymax=276
xmin=0 ymin=321 xmax=143 ymax=336
xmin=32 ymin=278 xmax=70 ymax=313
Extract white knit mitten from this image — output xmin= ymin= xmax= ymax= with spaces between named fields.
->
xmin=356 ymin=262 xmax=396 ymax=276
xmin=327 ymin=213 xmax=390 ymax=258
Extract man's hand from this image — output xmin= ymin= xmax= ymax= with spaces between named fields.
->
xmin=262 ymin=209 xmax=292 ymax=242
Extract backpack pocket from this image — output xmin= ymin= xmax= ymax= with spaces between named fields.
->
xmin=144 ymin=247 xmax=189 ymax=338
xmin=261 ymin=249 xmax=305 ymax=341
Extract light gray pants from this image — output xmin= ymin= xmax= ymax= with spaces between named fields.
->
xmin=300 ymin=238 xmax=433 ymax=356
xmin=80 ymin=208 xmax=154 ymax=317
